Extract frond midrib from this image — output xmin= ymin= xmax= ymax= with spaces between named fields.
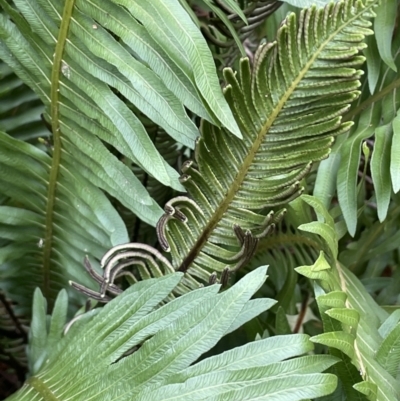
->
xmin=42 ymin=0 xmax=75 ymax=300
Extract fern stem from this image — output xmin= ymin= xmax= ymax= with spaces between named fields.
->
xmin=343 ymin=77 xmax=400 ymax=122
xmin=293 ymin=292 xmax=309 ymax=334
xmin=42 ymin=0 xmax=75 ymax=302
xmin=27 ymin=376 xmax=59 ymax=401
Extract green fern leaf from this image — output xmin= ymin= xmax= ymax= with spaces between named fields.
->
xmin=296 ymin=198 xmax=400 ymax=401
xmin=151 ymin=0 xmax=377 ymax=290
xmin=11 ymin=267 xmax=338 ymax=401
xmin=375 ymin=323 xmax=400 ymax=378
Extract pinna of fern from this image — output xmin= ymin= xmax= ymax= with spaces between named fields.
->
xmin=71 ymin=0 xmax=378 ymax=302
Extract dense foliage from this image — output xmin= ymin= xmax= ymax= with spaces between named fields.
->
xmin=1 ymin=0 xmax=399 ymax=400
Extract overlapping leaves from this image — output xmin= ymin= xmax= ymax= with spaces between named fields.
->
xmin=10 ymin=267 xmax=338 ymax=401
xmin=0 ymin=130 xmax=128 ymax=312
xmin=0 ymin=62 xmax=45 ymax=141
xmin=315 ymin=3 xmax=400 ymax=235
xmin=0 ymin=0 xmax=242 ymax=311
xmin=250 ymin=197 xmax=325 ymax=313
xmin=297 ymin=196 xmax=400 ymax=401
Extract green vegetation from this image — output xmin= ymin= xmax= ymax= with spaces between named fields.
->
xmin=1 ymin=0 xmax=399 ymax=400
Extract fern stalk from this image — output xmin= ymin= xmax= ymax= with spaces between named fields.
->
xmin=343 ymin=76 xmax=400 ymax=122
xmin=43 ymin=0 xmax=75 ymax=301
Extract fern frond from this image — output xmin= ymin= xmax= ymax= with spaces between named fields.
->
xmin=12 ymin=268 xmax=338 ymax=401
xmin=0 ymin=62 xmax=46 ymax=142
xmin=297 ymin=196 xmax=400 ymax=401
xmin=156 ymin=0 xmax=377 ymax=287
xmin=0 ymin=132 xmax=130 ymax=311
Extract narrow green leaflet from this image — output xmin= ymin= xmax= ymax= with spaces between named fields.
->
xmin=137 ymin=372 xmax=337 ymax=401
xmin=298 ymin=197 xmax=338 ymax=260
xmin=226 ymin=298 xmax=276 ymax=334
xmin=206 ymin=4 xmax=246 ymax=57
xmin=165 ymin=334 xmax=319 ymax=381
xmin=206 ymin=0 xmax=247 ymax=22
xmin=301 ymin=195 xmax=335 ymax=227
xmin=354 ymin=381 xmax=378 ymax=400
xmin=198 ymin=0 xmax=247 ymax=58
xmin=390 ymin=111 xmax=400 ymax=193
xmin=314 ymin=136 xmax=345 ymax=208
xmin=27 ymin=290 xmax=68 ymax=375
xmin=337 ymin=107 xmax=379 ymax=236
xmin=27 ymin=289 xmax=47 ymax=375
xmin=374 ymin=0 xmax=397 ymax=72
xmin=46 ymin=289 xmax=68 ymax=354
xmin=371 ymin=123 xmax=392 ymax=222
xmin=312 ymin=332 xmax=357 ymax=359
xmin=300 ymin=222 xmax=338 ymax=260
xmin=364 ymin=34 xmax=381 ymax=94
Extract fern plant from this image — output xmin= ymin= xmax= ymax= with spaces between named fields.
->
xmin=1 ymin=0 xmax=400 ymax=400
xmin=7 ymin=268 xmax=339 ymax=401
